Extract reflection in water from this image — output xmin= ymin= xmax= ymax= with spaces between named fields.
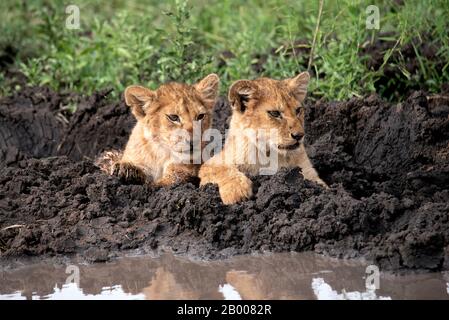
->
xmin=0 ymin=252 xmax=448 ymax=300
xmin=1 ymin=292 xmax=26 ymax=300
xmin=219 ymin=284 xmax=242 ymax=300
xmin=311 ymin=278 xmax=391 ymax=300
xmin=0 ymin=283 xmax=144 ymax=300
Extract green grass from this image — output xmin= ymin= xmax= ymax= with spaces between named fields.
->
xmin=1 ymin=0 xmax=448 ymax=101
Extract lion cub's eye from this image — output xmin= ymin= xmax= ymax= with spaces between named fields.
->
xmin=196 ymin=113 xmax=205 ymax=121
xmin=267 ymin=110 xmax=282 ymax=118
xmin=166 ymin=114 xmax=180 ymax=122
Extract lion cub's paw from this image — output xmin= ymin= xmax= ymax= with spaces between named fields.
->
xmin=95 ymin=150 xmax=123 ymax=174
xmin=155 ymin=176 xmax=177 ymax=187
xmin=156 ymin=175 xmax=199 ymax=187
xmin=113 ymin=161 xmax=147 ymax=184
xmin=219 ymin=174 xmax=253 ymax=205
xmin=313 ymin=176 xmax=329 ymax=189
xmin=307 ymin=175 xmax=329 ymax=189
xmin=318 ymin=179 xmax=329 ymax=189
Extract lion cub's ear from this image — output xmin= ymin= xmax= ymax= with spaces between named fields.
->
xmin=283 ymin=71 xmax=310 ymax=102
xmin=124 ymin=85 xmax=155 ymax=120
xmin=228 ymin=80 xmax=257 ymax=113
xmin=194 ymin=73 xmax=220 ymax=109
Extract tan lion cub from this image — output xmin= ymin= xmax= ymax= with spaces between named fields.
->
xmin=199 ymin=72 xmax=326 ymax=204
xmin=98 ymin=74 xmax=219 ymax=186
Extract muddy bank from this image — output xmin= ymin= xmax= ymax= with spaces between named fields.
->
xmin=0 ymin=86 xmax=134 ymax=163
xmin=0 ymin=86 xmax=448 ymax=271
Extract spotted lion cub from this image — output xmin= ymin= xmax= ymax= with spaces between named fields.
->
xmin=98 ymin=74 xmax=219 ymax=186
xmin=199 ymin=72 xmax=326 ymax=204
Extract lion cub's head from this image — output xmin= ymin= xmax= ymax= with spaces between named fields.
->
xmin=124 ymin=74 xmax=219 ymax=152
xmin=228 ymin=72 xmax=310 ymax=153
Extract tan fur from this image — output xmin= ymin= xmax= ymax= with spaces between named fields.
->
xmin=98 ymin=74 xmax=219 ymax=185
xmin=199 ymin=72 xmax=327 ymax=204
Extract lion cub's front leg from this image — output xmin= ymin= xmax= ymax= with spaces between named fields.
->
xmin=156 ymin=163 xmax=199 ymax=186
xmin=297 ymin=144 xmax=328 ymax=188
xmin=199 ymin=164 xmax=252 ymax=205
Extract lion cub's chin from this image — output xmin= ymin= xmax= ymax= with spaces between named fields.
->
xmin=97 ymin=73 xmax=220 ymax=186
xmin=278 ymin=141 xmax=301 ymax=151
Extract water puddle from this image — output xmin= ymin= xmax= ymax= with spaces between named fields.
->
xmin=1 ymin=252 xmax=448 ymax=300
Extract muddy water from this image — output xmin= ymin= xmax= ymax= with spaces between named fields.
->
xmin=0 ymin=252 xmax=448 ymax=300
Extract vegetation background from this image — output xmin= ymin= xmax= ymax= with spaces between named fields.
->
xmin=0 ymin=0 xmax=448 ymax=103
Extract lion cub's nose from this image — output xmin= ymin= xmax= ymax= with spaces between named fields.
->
xmin=291 ymin=132 xmax=304 ymax=141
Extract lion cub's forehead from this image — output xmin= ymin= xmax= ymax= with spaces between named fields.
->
xmin=254 ymin=78 xmax=298 ymax=110
xmin=155 ymin=83 xmax=204 ymax=113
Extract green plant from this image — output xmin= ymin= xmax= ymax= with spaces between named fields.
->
xmin=155 ymin=0 xmax=213 ymax=84
xmin=0 ymin=0 xmax=446 ymax=104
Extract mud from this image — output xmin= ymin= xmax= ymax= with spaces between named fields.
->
xmin=0 ymin=86 xmax=448 ymax=272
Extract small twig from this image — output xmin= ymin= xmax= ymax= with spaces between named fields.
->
xmin=1 ymin=224 xmax=25 ymax=231
xmin=308 ymin=0 xmax=324 ymax=71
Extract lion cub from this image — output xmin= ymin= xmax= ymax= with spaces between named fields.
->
xmin=198 ymin=72 xmax=326 ymax=204
xmin=98 ymin=74 xmax=219 ymax=186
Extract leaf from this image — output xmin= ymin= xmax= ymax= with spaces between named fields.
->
xmin=117 ymin=47 xmax=132 ymax=59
